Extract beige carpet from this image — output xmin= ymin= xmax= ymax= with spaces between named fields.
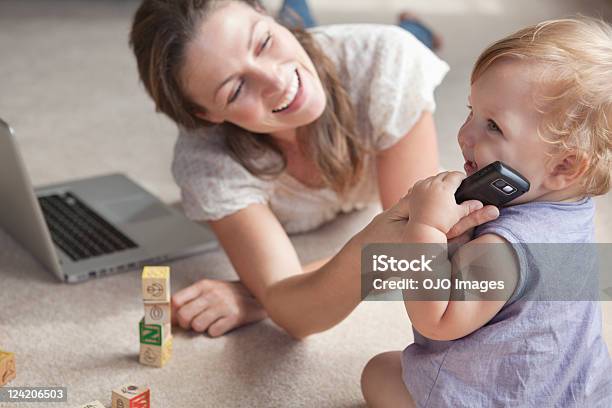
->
xmin=1 ymin=0 xmax=611 ymax=406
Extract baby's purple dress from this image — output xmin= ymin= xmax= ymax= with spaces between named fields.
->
xmin=402 ymin=198 xmax=612 ymax=407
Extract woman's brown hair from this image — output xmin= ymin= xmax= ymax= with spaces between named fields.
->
xmin=129 ymin=0 xmax=365 ymax=194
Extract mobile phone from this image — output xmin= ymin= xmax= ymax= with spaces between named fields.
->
xmin=455 ymin=161 xmax=530 ymax=207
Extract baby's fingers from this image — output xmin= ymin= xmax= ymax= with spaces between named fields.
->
xmin=442 ymin=171 xmax=467 ymax=188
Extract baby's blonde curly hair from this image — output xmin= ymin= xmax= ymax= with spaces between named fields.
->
xmin=472 ymin=17 xmax=612 ymax=196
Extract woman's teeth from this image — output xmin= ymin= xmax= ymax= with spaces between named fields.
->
xmin=272 ymin=70 xmax=300 ymax=113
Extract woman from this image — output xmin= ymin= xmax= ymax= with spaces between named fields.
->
xmin=129 ymin=0 xmax=496 ymax=338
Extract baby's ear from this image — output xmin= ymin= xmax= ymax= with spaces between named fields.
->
xmin=545 ymin=152 xmax=589 ymax=190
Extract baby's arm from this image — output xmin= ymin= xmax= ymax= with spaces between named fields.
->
xmin=396 ymin=171 xmax=519 ymax=340
xmin=402 ymin=225 xmax=519 ymax=341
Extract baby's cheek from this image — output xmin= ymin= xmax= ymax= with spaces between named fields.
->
xmin=493 ymin=145 xmax=527 ymax=171
xmin=522 ymin=152 xmax=549 ymax=179
xmin=479 ymin=150 xmax=505 ymax=168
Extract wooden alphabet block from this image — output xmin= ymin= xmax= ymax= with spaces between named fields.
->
xmin=111 ymin=384 xmax=150 ymax=408
xmin=144 ymin=302 xmax=171 ymax=325
xmin=79 ymin=401 xmax=105 ymax=408
xmin=142 ymin=266 xmax=170 ymax=303
xmin=0 ymin=350 xmax=16 ymax=386
xmin=139 ymin=336 xmax=172 ymax=368
xmin=139 ymin=318 xmax=171 ymax=346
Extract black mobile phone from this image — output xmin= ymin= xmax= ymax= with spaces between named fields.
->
xmin=455 ymin=161 xmax=530 ymax=207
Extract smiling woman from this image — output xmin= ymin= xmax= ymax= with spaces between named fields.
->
xmin=131 ymin=0 xmax=364 ymax=194
xmin=179 ymin=5 xmax=328 ymax=129
xmin=128 ymin=0 xmax=468 ymax=340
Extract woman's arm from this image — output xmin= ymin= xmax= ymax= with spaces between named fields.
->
xmin=172 ymin=202 xmax=328 ymax=338
xmin=208 ymin=203 xmax=308 ymax=302
xmin=376 ymin=111 xmax=439 ymax=210
xmin=171 ymin=207 xmax=333 ymax=336
xmin=174 ymin=179 xmax=498 ymax=339
xmin=302 ymin=257 xmax=333 ymax=273
xmin=207 ymin=202 xmax=362 ymax=339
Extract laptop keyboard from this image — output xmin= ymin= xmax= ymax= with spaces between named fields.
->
xmin=38 ymin=192 xmax=138 ymax=261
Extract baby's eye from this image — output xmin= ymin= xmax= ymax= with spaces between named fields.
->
xmin=465 ymin=105 xmax=473 ymax=120
xmin=487 ymin=119 xmax=501 ymax=133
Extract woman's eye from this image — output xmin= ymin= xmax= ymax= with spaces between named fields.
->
xmin=487 ymin=119 xmax=501 ymax=133
xmin=259 ymin=33 xmax=271 ymax=54
xmin=228 ymin=80 xmax=244 ymax=104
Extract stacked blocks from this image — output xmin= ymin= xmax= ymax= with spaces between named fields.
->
xmin=111 ymin=384 xmax=150 ymax=408
xmin=139 ymin=266 xmax=172 ymax=367
xmin=0 ymin=350 xmax=15 ymax=386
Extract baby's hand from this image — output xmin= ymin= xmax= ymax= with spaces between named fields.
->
xmin=407 ymin=171 xmax=483 ymax=234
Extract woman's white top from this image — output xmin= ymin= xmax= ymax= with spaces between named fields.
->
xmin=172 ymin=24 xmax=449 ymax=234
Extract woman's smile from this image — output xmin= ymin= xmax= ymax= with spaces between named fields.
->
xmin=271 ymin=68 xmax=306 ymax=115
xmin=272 ymin=68 xmax=300 ymax=112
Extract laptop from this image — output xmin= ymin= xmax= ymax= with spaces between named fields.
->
xmin=0 ymin=118 xmax=217 ymax=283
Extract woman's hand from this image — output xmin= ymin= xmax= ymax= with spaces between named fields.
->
xmin=171 ymin=279 xmax=267 ymax=337
xmin=446 ymin=195 xmax=499 ymax=256
xmin=356 ymin=171 xmax=499 ymax=245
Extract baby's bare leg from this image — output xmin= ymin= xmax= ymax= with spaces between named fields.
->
xmin=361 ymin=351 xmax=416 ymax=408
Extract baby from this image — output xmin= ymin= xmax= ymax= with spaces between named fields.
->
xmin=361 ymin=17 xmax=612 ymax=407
